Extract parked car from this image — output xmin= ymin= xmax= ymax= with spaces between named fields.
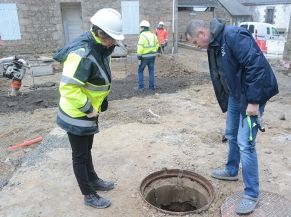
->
xmin=239 ymin=22 xmax=281 ymax=40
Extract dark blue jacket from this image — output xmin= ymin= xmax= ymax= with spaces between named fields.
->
xmin=207 ymin=19 xmax=279 ymax=113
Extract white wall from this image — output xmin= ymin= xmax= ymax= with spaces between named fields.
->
xmin=253 ymin=4 xmax=291 ymax=34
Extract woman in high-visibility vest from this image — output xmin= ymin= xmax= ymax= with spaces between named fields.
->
xmin=53 ymin=8 xmax=124 ymax=209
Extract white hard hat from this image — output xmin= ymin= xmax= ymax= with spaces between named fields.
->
xmin=140 ymin=20 xmax=150 ymax=28
xmin=159 ymin=21 xmax=164 ymax=26
xmin=90 ymin=8 xmax=124 ymax=40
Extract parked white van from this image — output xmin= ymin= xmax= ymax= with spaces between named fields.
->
xmin=239 ymin=22 xmax=280 ymax=40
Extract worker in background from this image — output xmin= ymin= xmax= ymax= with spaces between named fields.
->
xmin=185 ymin=19 xmax=278 ymax=215
xmin=137 ymin=20 xmax=159 ymax=91
xmin=53 ymin=8 xmax=124 ymax=209
xmin=155 ymin=21 xmax=168 ymax=54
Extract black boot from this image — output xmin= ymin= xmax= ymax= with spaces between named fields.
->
xmin=84 ymin=193 xmax=111 ymax=208
xmin=90 ymin=178 xmax=115 ymax=191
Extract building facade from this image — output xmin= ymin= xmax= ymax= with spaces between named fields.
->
xmin=283 ymin=12 xmax=291 ymax=60
xmin=177 ymin=0 xmax=252 ymax=41
xmin=0 ymin=0 xmax=177 ymax=56
xmin=239 ymin=0 xmax=291 ymax=35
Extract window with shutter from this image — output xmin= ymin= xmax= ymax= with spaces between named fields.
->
xmin=121 ymin=1 xmax=139 ymax=34
xmin=265 ymin=8 xmax=274 ymax=24
xmin=0 ymin=3 xmax=21 ymax=40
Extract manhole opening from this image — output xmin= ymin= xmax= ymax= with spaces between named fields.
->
xmin=140 ymin=169 xmax=215 ymax=215
xmin=146 ymin=184 xmax=207 ymax=212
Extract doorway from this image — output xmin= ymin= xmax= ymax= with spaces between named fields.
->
xmin=61 ymin=3 xmax=83 ymax=44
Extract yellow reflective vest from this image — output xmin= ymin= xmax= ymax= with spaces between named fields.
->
xmin=137 ymin=31 xmax=159 ymax=58
xmin=53 ymin=31 xmax=114 ymax=135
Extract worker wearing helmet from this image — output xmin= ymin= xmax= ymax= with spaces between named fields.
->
xmin=53 ymin=8 xmax=124 ymax=209
xmin=156 ymin=21 xmax=168 ymax=53
xmin=137 ymin=20 xmax=159 ymax=91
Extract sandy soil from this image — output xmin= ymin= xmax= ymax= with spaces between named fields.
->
xmin=0 ymin=48 xmax=290 ymax=217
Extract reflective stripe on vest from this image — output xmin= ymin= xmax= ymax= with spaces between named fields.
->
xmin=85 ymin=82 xmax=110 ymax=91
xmin=88 ymin=55 xmax=111 ymax=84
xmin=141 ymin=35 xmax=152 ymax=48
xmin=61 ymin=75 xmax=111 ymax=91
xmin=141 ymin=34 xmax=155 ymax=49
xmin=79 ymin=98 xmax=92 ymax=113
xmin=142 ymin=53 xmax=157 ymax=58
xmin=61 ymin=75 xmax=83 ymax=86
xmin=58 ymin=109 xmax=97 ymax=127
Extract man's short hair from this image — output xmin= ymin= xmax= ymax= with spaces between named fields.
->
xmin=185 ymin=20 xmax=210 ymax=39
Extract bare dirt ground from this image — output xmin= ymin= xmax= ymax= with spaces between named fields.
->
xmin=0 ymin=48 xmax=290 ymax=217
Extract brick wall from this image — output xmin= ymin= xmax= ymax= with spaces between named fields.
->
xmin=0 ymin=0 xmax=175 ymax=56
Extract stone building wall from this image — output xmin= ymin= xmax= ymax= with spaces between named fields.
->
xmin=178 ymin=11 xmax=214 ymax=41
xmin=139 ymin=0 xmax=175 ymax=53
xmin=0 ymin=0 xmax=175 ymax=56
xmin=213 ymin=7 xmax=232 ymax=25
xmin=283 ymin=13 xmax=291 ymax=61
xmin=0 ymin=0 xmax=61 ymax=56
xmin=177 ymin=3 xmax=234 ymax=42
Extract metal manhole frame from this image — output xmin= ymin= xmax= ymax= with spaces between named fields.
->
xmin=140 ymin=169 xmax=215 ymax=215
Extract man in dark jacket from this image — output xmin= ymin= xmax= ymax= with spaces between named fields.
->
xmin=186 ymin=19 xmax=278 ymax=215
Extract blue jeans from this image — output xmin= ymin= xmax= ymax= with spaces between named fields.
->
xmin=138 ymin=57 xmax=155 ymax=90
xmin=224 ymin=96 xmax=265 ymax=198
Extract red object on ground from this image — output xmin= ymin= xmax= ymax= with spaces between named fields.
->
xmin=8 ymin=136 xmax=43 ymax=151
xmin=256 ymin=39 xmax=267 ymax=53
xmin=11 ymin=80 xmax=22 ymax=90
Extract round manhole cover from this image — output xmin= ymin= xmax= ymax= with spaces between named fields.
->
xmin=140 ymin=169 xmax=215 ymax=215
xmin=221 ymin=191 xmax=291 ymax=217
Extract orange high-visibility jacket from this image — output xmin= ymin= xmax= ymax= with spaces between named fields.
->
xmin=155 ymin=28 xmax=168 ymax=45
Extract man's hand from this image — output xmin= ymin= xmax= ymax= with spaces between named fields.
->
xmin=86 ymin=109 xmax=99 ymax=118
xmin=246 ymin=103 xmax=259 ymax=116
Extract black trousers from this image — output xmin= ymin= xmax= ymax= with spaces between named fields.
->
xmin=67 ymin=133 xmax=99 ymax=195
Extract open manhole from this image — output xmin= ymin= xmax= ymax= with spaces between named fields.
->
xmin=140 ymin=169 xmax=215 ymax=215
